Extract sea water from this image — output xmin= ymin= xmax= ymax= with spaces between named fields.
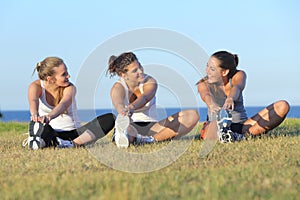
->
xmin=0 ymin=106 xmax=299 ymax=122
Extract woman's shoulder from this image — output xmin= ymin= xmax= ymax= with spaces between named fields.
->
xmin=233 ymin=70 xmax=247 ymax=79
xmin=196 ymin=76 xmax=208 ymax=86
xmin=231 ymin=70 xmax=247 ymax=87
xmin=143 ymin=74 xmax=157 ymax=84
xmin=64 ymin=82 xmax=77 ymax=92
xmin=236 ymin=69 xmax=246 ymax=75
xmin=111 ymin=81 xmax=125 ymax=92
xmin=29 ymin=79 xmax=41 ymax=89
xmin=28 ymin=80 xmax=42 ymax=97
xmin=67 ymin=82 xmax=76 ymax=88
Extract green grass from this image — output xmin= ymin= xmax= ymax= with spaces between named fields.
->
xmin=0 ymin=119 xmax=300 ymax=200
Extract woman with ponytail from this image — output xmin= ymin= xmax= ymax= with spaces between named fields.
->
xmin=26 ymin=56 xmax=115 ymax=150
xmin=197 ymin=50 xmax=290 ymax=141
xmin=108 ymin=52 xmax=199 ymax=147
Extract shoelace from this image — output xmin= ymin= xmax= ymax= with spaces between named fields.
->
xmin=21 ymin=132 xmax=29 ymax=148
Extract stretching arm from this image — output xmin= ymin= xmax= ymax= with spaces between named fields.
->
xmin=197 ymin=80 xmax=221 ymax=114
xmin=47 ymin=84 xmax=76 ymax=121
xmin=111 ymin=82 xmax=128 ymax=115
xmin=28 ymin=80 xmax=42 ymax=122
xmin=128 ymin=76 xmax=157 ymax=111
xmin=223 ymin=70 xmax=247 ymax=110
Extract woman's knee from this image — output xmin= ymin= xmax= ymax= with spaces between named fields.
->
xmin=181 ymin=109 xmax=200 ymax=124
xmin=191 ymin=109 xmax=200 ymax=121
xmin=275 ymin=100 xmax=290 ymax=116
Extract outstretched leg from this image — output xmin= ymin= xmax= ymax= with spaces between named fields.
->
xmin=242 ymin=100 xmax=290 ymax=135
xmin=149 ymin=109 xmax=199 ymax=141
xmin=74 ymin=113 xmax=115 ymax=145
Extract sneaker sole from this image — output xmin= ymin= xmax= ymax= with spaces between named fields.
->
xmin=115 ymin=114 xmax=130 ymax=148
xmin=28 ymin=121 xmax=44 ymax=150
xmin=216 ymin=109 xmax=233 ymax=143
xmin=220 ymin=131 xmax=234 ymax=143
xmin=115 ymin=114 xmax=130 ymax=132
xmin=116 ymin=133 xmax=129 ymax=148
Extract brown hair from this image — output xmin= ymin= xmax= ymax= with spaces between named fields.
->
xmin=107 ymin=52 xmax=139 ymax=77
xmin=196 ymin=50 xmax=239 ymax=85
xmin=33 ymin=57 xmax=66 ymax=107
xmin=212 ymin=50 xmax=239 ymax=79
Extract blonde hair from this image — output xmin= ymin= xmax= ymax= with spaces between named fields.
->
xmin=33 ymin=57 xmax=66 ymax=107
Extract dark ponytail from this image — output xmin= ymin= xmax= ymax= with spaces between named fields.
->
xmin=107 ymin=55 xmax=118 ymax=77
xmin=233 ymin=54 xmax=239 ymax=67
xmin=212 ymin=51 xmax=239 ymax=79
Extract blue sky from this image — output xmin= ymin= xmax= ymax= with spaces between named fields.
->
xmin=0 ymin=0 xmax=299 ymax=111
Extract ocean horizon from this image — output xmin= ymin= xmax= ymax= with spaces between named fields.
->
xmin=0 ymin=106 xmax=299 ymax=123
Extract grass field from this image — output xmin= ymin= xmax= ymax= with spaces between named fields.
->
xmin=0 ymin=119 xmax=300 ymax=200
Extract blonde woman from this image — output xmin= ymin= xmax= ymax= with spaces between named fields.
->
xmin=26 ymin=56 xmax=115 ymax=149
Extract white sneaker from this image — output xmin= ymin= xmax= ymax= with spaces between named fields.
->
xmin=217 ymin=109 xmax=232 ymax=131
xmin=219 ymin=129 xmax=234 ymax=143
xmin=216 ymin=109 xmax=234 ymax=143
xmin=114 ymin=114 xmax=130 ymax=148
xmin=56 ymin=137 xmax=74 ymax=148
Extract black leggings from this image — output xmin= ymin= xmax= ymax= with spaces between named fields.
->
xmin=131 ymin=122 xmax=156 ymax=136
xmin=41 ymin=113 xmax=115 ymax=147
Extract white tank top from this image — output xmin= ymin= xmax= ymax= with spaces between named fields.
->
xmin=38 ymin=80 xmax=81 ymax=131
xmin=117 ymin=77 xmax=158 ymax=122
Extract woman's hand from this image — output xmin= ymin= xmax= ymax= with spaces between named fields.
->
xmin=223 ymin=97 xmax=234 ymax=110
xmin=208 ymin=103 xmax=221 ymax=116
xmin=120 ymin=105 xmax=134 ymax=117
xmin=120 ymin=107 xmax=130 ymax=116
xmin=36 ymin=115 xmax=51 ymax=124
xmin=30 ymin=114 xmax=49 ymax=124
xmin=30 ymin=114 xmax=39 ymax=122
